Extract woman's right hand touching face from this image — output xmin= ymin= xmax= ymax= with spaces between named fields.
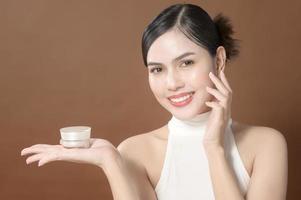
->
xmin=20 ymin=138 xmax=120 ymax=169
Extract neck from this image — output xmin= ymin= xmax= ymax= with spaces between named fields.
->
xmin=172 ymin=110 xmax=212 ymax=128
xmin=168 ymin=110 xmax=212 ymax=137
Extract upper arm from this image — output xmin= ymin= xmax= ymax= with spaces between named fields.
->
xmin=246 ymin=128 xmax=288 ymax=200
xmin=117 ymin=136 xmax=158 ymax=200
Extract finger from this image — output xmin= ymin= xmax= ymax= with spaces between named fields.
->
xmin=26 ymin=153 xmax=45 ymax=164
xmin=21 ymin=144 xmax=50 ymax=156
xmin=205 ymin=101 xmax=225 ymax=124
xmin=39 ymin=149 xmax=88 ymax=166
xmin=38 ymin=154 xmax=59 ymax=167
xmin=29 ymin=144 xmax=51 ymax=148
xmin=205 ymin=101 xmax=223 ymax=109
xmin=220 ymin=70 xmax=233 ymax=93
xmin=209 ymin=72 xmax=228 ymax=95
xmin=206 ymin=86 xmax=226 ymax=102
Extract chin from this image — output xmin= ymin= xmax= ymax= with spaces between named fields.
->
xmin=173 ymin=107 xmax=209 ymax=120
xmin=172 ymin=112 xmax=196 ymax=120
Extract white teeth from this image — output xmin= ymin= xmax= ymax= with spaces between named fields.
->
xmin=169 ymin=93 xmax=192 ymax=103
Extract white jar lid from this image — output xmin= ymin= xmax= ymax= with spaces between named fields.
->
xmin=60 ymin=126 xmax=91 ymax=141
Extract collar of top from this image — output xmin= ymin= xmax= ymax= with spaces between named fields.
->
xmin=169 ymin=110 xmax=212 ymax=136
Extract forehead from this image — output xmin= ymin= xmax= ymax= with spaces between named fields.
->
xmin=147 ymin=28 xmax=204 ymax=63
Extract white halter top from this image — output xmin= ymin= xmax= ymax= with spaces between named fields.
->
xmin=155 ymin=110 xmax=250 ymax=199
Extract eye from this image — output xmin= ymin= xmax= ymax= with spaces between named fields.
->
xmin=181 ymin=60 xmax=194 ymax=67
xmin=150 ymin=67 xmax=162 ymax=74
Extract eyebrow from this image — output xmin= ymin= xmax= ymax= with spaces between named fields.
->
xmin=147 ymin=52 xmax=196 ymax=67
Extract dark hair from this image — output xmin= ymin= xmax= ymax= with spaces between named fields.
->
xmin=141 ymin=3 xmax=240 ymax=66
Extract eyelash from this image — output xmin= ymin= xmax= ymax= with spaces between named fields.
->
xmin=182 ymin=60 xmax=194 ymax=66
xmin=150 ymin=60 xmax=194 ymax=74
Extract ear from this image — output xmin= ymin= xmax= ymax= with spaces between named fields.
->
xmin=215 ymin=46 xmax=227 ymax=77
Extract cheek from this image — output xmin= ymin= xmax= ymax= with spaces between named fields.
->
xmin=149 ymin=76 xmax=164 ymax=96
xmin=190 ymin=70 xmax=212 ymax=89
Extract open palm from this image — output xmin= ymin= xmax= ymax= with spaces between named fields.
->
xmin=21 ymin=138 xmax=119 ymax=168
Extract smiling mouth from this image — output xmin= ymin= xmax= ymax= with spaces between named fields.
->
xmin=168 ymin=92 xmax=195 ymax=107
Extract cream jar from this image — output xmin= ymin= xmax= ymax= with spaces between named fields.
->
xmin=60 ymin=126 xmax=91 ymax=148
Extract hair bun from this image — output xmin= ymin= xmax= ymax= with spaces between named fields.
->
xmin=213 ymin=13 xmax=240 ymax=61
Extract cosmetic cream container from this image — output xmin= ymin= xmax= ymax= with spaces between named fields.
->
xmin=60 ymin=126 xmax=91 ymax=148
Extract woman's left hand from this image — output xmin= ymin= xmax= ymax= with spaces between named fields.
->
xmin=203 ymin=68 xmax=233 ymax=149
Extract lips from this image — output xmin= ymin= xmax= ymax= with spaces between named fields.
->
xmin=167 ymin=91 xmax=195 ymax=107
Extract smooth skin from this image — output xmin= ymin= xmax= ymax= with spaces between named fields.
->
xmin=21 ymin=28 xmax=288 ymax=200
xmin=146 ymin=27 xmax=287 ymax=199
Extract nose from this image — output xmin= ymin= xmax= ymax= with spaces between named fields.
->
xmin=166 ymin=69 xmax=184 ymax=91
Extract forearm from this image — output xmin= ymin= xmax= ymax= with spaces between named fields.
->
xmin=204 ymin=145 xmax=245 ymax=200
xmin=101 ymin=154 xmax=140 ymax=200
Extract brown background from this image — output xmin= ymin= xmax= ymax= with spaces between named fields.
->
xmin=0 ymin=0 xmax=300 ymax=199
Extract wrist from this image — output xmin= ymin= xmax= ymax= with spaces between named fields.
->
xmin=94 ymin=146 xmax=122 ymax=168
xmin=100 ymin=152 xmax=124 ymax=174
xmin=203 ymin=143 xmax=225 ymax=155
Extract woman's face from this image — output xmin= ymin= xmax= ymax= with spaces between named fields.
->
xmin=146 ymin=28 xmax=218 ymax=120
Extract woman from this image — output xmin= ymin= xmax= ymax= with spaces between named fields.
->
xmin=20 ymin=3 xmax=288 ymax=200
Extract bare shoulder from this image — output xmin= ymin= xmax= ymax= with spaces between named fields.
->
xmin=231 ymin=119 xmax=288 ymax=184
xmin=232 ymin=120 xmax=288 ymax=198
xmin=232 ymin=120 xmax=288 ymax=154
xmin=116 ymin=128 xmax=164 ymax=199
xmin=117 ymin=125 xmax=166 ymax=162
